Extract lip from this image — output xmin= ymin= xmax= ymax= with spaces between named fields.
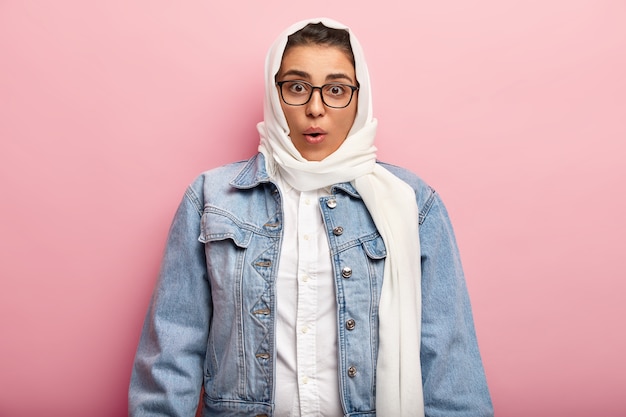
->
xmin=302 ymin=127 xmax=327 ymax=144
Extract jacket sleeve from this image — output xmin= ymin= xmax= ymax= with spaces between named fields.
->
xmin=129 ymin=184 xmax=210 ymax=417
xmin=418 ymin=187 xmax=494 ymax=417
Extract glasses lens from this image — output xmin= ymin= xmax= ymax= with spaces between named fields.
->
xmin=281 ymin=81 xmax=312 ymax=106
xmin=321 ymin=84 xmax=353 ymax=108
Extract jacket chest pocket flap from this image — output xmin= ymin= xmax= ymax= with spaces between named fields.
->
xmin=361 ymin=234 xmax=387 ymax=260
xmin=198 ymin=208 xmax=253 ymax=248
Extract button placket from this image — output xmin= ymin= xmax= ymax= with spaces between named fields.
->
xmin=294 ymin=189 xmax=322 ymax=411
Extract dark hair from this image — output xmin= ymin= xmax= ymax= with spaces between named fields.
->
xmin=284 ymin=22 xmax=355 ymax=66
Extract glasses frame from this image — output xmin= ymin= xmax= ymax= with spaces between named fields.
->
xmin=276 ymin=80 xmax=359 ymax=109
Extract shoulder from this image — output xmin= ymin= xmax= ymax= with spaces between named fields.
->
xmin=377 ymin=161 xmax=438 ymax=224
xmin=378 ymin=161 xmax=429 ymax=190
xmin=194 ymin=159 xmax=251 ymax=186
xmin=182 ymin=157 xmax=255 ymax=214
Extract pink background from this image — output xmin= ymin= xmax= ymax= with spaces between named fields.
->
xmin=1 ymin=1 xmax=625 ymax=416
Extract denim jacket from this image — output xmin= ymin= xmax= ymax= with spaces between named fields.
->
xmin=129 ymin=153 xmax=493 ymax=417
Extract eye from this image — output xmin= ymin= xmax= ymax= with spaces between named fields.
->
xmin=287 ymin=81 xmax=310 ymax=95
xmin=325 ymin=84 xmax=347 ymax=97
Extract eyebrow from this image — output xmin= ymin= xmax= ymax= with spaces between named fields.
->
xmin=279 ymin=69 xmax=355 ymax=84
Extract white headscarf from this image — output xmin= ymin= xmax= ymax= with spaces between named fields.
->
xmin=258 ymin=18 xmax=425 ymax=416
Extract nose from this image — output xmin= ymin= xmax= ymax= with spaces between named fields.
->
xmin=305 ymin=88 xmax=325 ymax=117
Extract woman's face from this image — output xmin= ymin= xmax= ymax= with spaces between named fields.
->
xmin=276 ymin=44 xmax=358 ymax=161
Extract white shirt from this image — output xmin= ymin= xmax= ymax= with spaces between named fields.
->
xmin=274 ymin=174 xmax=343 ymax=417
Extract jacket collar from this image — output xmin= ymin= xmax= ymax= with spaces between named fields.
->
xmin=229 ymin=153 xmax=271 ymax=189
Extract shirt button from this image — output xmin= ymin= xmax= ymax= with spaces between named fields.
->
xmin=302 ymin=274 xmax=310 ymax=283
xmin=304 ymin=197 xmax=311 ymax=205
xmin=333 ymin=226 xmax=344 ymax=236
xmin=346 ymin=319 xmax=356 ymax=330
xmin=348 ymin=366 xmax=357 ymax=377
xmin=326 ymin=198 xmax=337 ymax=208
xmin=341 ymin=266 xmax=352 ymax=278
xmin=301 ymin=326 xmax=309 ymax=334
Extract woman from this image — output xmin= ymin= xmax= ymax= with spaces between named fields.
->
xmin=129 ymin=18 xmax=493 ymax=417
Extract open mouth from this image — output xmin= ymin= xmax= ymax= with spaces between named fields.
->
xmin=303 ymin=131 xmax=326 ymax=144
xmin=302 ymin=127 xmax=327 ymax=144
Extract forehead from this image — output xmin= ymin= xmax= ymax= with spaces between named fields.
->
xmin=278 ymin=44 xmax=356 ymax=83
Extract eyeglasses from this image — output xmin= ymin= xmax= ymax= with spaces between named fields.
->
xmin=276 ymin=80 xmax=359 ymax=108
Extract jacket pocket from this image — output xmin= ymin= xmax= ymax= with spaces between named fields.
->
xmin=198 ymin=207 xmax=253 ymax=389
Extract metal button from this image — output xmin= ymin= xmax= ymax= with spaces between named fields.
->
xmin=346 ymin=319 xmax=356 ymax=330
xmin=341 ymin=266 xmax=352 ymax=278
xmin=326 ymin=198 xmax=337 ymax=208
xmin=348 ymin=366 xmax=357 ymax=377
xmin=333 ymin=226 xmax=344 ymax=236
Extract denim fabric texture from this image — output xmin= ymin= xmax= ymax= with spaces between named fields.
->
xmin=129 ymin=153 xmax=493 ymax=417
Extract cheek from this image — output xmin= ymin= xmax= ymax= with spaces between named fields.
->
xmin=342 ymin=107 xmax=358 ymax=132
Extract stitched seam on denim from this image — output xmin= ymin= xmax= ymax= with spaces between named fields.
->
xmin=185 ymin=186 xmax=203 ymax=217
xmin=230 ymin=154 xmax=270 ymax=189
xmin=330 ymin=183 xmax=361 ymax=199
xmin=331 ymin=231 xmax=383 ymax=255
xmin=418 ymin=186 xmax=436 ymax=225
xmin=204 ymin=205 xmax=276 ymax=237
